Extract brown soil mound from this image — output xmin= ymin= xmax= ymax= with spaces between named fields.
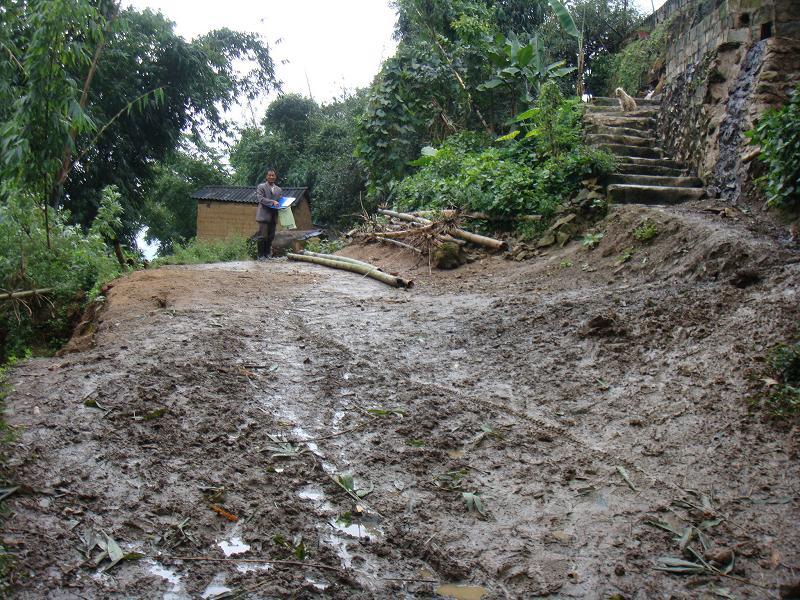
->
xmin=3 ymin=204 xmax=799 ymax=599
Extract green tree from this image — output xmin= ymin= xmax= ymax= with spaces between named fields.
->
xmin=0 ymin=0 xmax=107 ymax=247
xmin=536 ymin=0 xmax=643 ymax=96
xmin=229 ymin=126 xmax=298 ymax=185
xmin=142 ymin=145 xmax=231 ymax=253
xmin=264 ymin=94 xmax=318 ymax=148
xmin=61 ymin=8 xmax=278 ymax=238
xmin=230 ymin=92 xmax=369 ymax=230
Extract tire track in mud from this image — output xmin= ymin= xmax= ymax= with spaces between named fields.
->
xmin=269 ymin=291 xmax=659 ymax=597
xmin=271 ymin=259 xmax=798 ymax=599
xmin=245 ymin=297 xmax=478 ymax=592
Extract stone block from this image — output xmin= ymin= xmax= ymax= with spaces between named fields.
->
xmin=776 ymin=21 xmax=800 ymax=40
xmin=776 ymin=0 xmax=800 ymax=21
xmin=726 ymin=28 xmax=751 ymax=44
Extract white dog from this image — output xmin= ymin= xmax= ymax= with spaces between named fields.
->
xmin=615 ymin=87 xmax=637 ymax=112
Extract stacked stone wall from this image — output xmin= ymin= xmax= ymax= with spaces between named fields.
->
xmin=646 ymin=0 xmax=800 ymax=203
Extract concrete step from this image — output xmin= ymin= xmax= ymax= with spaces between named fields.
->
xmin=608 ymin=184 xmax=706 ymax=204
xmin=608 ymin=173 xmax=703 ymax=187
xmin=586 ymin=133 xmax=654 ymax=148
xmin=616 ymin=156 xmax=685 ymax=169
xmin=584 ymin=115 xmax=656 ymax=129
xmin=586 ymin=105 xmax=659 ymax=118
xmin=589 ymin=96 xmax=660 ymax=107
xmin=600 ymin=144 xmax=662 ymax=159
xmin=615 ymin=163 xmax=687 ymax=176
xmin=585 ymin=124 xmax=655 ymax=138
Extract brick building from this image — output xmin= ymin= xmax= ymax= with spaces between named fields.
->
xmin=192 ymin=185 xmax=313 ymax=240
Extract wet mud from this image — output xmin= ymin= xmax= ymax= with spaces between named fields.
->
xmin=3 ymin=203 xmax=799 ymax=599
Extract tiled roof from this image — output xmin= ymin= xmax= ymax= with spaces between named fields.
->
xmin=191 ymin=185 xmax=309 ymax=203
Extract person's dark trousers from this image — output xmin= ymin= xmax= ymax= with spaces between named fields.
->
xmin=256 ymin=213 xmax=277 ymax=258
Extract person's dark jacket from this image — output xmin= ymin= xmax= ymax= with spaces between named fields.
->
xmin=255 ymin=183 xmax=283 ymax=222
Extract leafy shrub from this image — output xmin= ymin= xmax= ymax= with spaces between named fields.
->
xmin=0 ymin=191 xmax=123 ymax=360
xmin=753 ymin=339 xmax=800 ymax=420
xmin=608 ymin=20 xmax=669 ymax=96
xmin=304 ymin=239 xmax=345 ymax=255
xmin=633 ymin=219 xmax=659 ymax=242
xmin=506 ymin=82 xmax=584 ymax=157
xmin=153 ymin=236 xmax=252 ymax=266
xmin=393 ymin=93 xmax=615 ymax=226
xmin=746 ymin=84 xmax=800 ymax=211
xmin=586 ymin=51 xmax=618 ymax=98
xmin=581 ymin=232 xmax=604 ymax=248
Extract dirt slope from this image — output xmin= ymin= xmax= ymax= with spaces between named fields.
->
xmin=3 ymin=204 xmax=799 ymax=599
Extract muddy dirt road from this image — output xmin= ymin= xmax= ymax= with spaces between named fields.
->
xmin=3 ymin=204 xmax=800 ymax=599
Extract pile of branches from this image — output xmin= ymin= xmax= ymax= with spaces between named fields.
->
xmin=349 ymin=209 xmax=508 ymax=260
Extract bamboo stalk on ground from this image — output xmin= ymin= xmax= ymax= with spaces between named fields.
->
xmin=0 ymin=288 xmax=53 ymax=301
xmin=301 ymin=251 xmax=383 ymax=271
xmin=415 ymin=209 xmax=542 ymax=222
xmin=377 ymin=209 xmax=508 ymax=251
xmin=287 ymin=253 xmax=413 ymax=289
xmin=373 ymin=224 xmax=435 ymax=238
xmin=378 ymin=209 xmax=432 ymax=225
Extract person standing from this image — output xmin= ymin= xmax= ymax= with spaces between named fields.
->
xmin=255 ymin=169 xmax=282 ymax=260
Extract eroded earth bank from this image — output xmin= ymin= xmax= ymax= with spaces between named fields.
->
xmin=3 ymin=204 xmax=799 ymax=599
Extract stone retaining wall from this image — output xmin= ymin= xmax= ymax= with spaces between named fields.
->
xmin=648 ymin=0 xmax=800 ymax=203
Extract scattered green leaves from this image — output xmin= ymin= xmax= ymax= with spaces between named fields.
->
xmin=750 ymin=338 xmax=800 ymax=420
xmin=654 ymin=556 xmax=707 ymax=574
xmin=266 ymin=435 xmax=308 ymax=460
xmin=142 ymin=408 xmax=167 ymax=421
xmin=273 ymin=534 xmax=308 ymax=560
xmin=335 ymin=512 xmax=353 ymax=528
xmin=366 ymin=407 xmax=406 ymax=417
xmin=462 ymin=492 xmax=486 ymax=516
xmin=746 ymin=83 xmax=800 ymax=210
xmin=617 ymin=247 xmax=635 ymax=264
xmin=616 ymin=465 xmax=639 ymax=492
xmin=581 ymin=232 xmax=604 ymax=249
xmin=81 ymin=530 xmax=144 ymax=572
xmin=633 ymin=219 xmax=659 ymax=243
xmin=335 ymin=473 xmax=374 ymax=499
xmin=433 ymin=469 xmax=469 ymax=491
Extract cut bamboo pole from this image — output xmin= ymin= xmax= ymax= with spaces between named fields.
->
xmin=373 ymin=224 xmax=435 ymax=238
xmin=451 ymin=228 xmax=507 ymax=250
xmin=0 ymin=288 xmax=53 ymax=301
xmin=379 ymin=209 xmax=431 ymax=224
xmin=378 ymin=209 xmax=508 ymax=251
xmin=301 ymin=251 xmax=383 ymax=271
xmin=287 ymin=253 xmax=413 ymax=289
xmin=415 ymin=209 xmax=542 ymax=222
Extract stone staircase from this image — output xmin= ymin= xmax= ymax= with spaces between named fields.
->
xmin=584 ymin=97 xmax=706 ymax=204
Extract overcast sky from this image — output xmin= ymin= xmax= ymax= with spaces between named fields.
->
xmin=126 ymin=0 xmax=399 ymax=107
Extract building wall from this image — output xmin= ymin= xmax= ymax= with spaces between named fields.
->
xmin=646 ymin=0 xmax=800 ymax=203
xmin=196 ymin=197 xmax=314 ymax=240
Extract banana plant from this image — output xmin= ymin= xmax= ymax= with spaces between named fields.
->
xmin=547 ymin=0 xmax=580 ymax=39
xmin=478 ymin=0 xmax=582 ymax=102
xmin=478 ymin=32 xmax=575 ymax=102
